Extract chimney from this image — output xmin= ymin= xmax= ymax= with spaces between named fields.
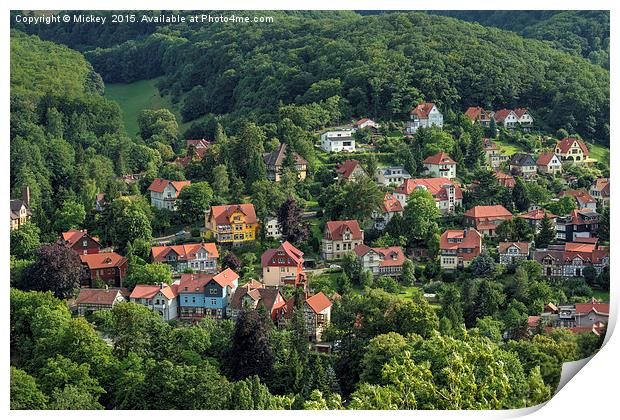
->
xmin=21 ymin=185 xmax=30 ymax=207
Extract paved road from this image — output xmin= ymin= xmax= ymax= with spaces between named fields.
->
xmin=151 ymin=231 xmax=191 ymax=245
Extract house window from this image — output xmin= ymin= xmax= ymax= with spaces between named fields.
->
xmin=211 ymin=299 xmax=217 ymax=305
xmin=209 ymin=289 xmax=218 ymax=295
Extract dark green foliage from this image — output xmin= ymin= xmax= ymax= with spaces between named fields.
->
xmin=228 ymin=310 xmax=275 ymax=382
xmin=535 ymin=214 xmax=556 ymax=248
xmin=21 ymin=243 xmax=82 ymax=299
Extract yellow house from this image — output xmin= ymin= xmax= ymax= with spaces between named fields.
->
xmin=204 ymin=204 xmax=259 ymax=246
xmin=555 ymin=137 xmax=589 ymax=164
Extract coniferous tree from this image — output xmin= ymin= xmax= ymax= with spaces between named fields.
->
xmin=535 ymin=215 xmax=556 ymax=248
xmin=512 ymin=178 xmax=530 ymax=212
xmin=228 ymin=310 xmax=274 ymax=382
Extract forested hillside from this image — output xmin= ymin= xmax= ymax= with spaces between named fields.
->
xmin=432 ymin=11 xmax=610 ymax=68
xmin=13 ymin=11 xmax=610 ymax=146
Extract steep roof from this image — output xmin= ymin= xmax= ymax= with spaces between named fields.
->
xmin=593 ymin=178 xmax=610 ymax=197
xmin=130 ymin=284 xmax=178 ymax=300
xmin=151 ymin=242 xmax=219 ymax=263
xmin=355 ymin=117 xmax=371 ymax=126
xmin=394 ymin=178 xmax=462 ymax=201
xmin=423 ymin=151 xmax=456 ymax=165
xmin=336 ymin=159 xmax=363 ymax=179
xmin=464 ymin=106 xmax=483 ymax=121
xmin=147 ymin=178 xmax=191 ymax=195
xmin=178 ymin=268 xmax=239 ymax=293
xmin=75 ymin=288 xmax=126 ymax=305
xmin=558 ymin=189 xmax=596 ymax=206
xmin=410 ymin=102 xmax=436 ymax=118
xmin=380 ymin=193 xmax=403 ymax=213
xmin=464 ymin=205 xmax=513 ymax=219
xmin=498 ymin=242 xmax=530 ymax=254
xmin=354 ymin=245 xmax=405 ymax=267
xmin=536 ymin=152 xmax=559 ymax=166
xmin=210 ymin=204 xmax=257 ymax=225
xmin=513 ymin=108 xmax=529 ymax=118
xmin=187 ymin=139 xmax=212 ymax=148
xmin=439 ymin=229 xmax=482 ymax=258
xmin=10 ymin=198 xmax=32 ymax=220
xmin=61 ymin=229 xmax=100 ymax=248
xmin=509 ymin=153 xmax=536 ymax=166
xmin=325 ymin=220 xmax=363 ymax=241
xmin=556 ymin=137 xmax=589 ymax=155
xmin=494 ymin=171 xmax=515 ymax=188
xmin=575 ymin=302 xmax=609 ymax=316
xmin=261 ymin=241 xmax=304 ymax=266
xmin=493 ymin=109 xmax=516 ymax=122
xmin=211 ymin=268 xmax=239 ymax=288
xmin=263 ymin=143 xmax=307 ymax=167
xmin=305 ymin=292 xmax=332 ymax=314
xmin=80 ymin=252 xmax=127 ymax=269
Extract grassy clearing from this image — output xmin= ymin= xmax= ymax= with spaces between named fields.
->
xmin=591 ymin=289 xmax=610 ymax=302
xmin=105 ymin=78 xmax=181 ymax=136
xmin=588 ymin=143 xmax=610 ymax=165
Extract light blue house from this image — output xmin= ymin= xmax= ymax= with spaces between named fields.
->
xmin=177 ymin=268 xmax=239 ymax=320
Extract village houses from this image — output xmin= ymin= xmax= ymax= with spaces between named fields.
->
xmin=264 ymin=216 xmax=282 ymax=239
xmin=536 ymin=152 xmax=563 ymax=175
xmin=303 ymin=292 xmax=333 ymax=342
xmin=509 ymin=153 xmax=537 ymax=180
xmin=423 ymin=151 xmax=456 ymax=179
xmin=439 ymin=228 xmax=483 ymax=270
xmin=372 ymin=193 xmax=404 ymax=231
xmin=493 ymin=109 xmax=519 ymax=128
xmin=261 ymin=241 xmax=306 ymax=287
xmin=498 ymin=242 xmax=532 ymax=265
xmin=555 ymin=137 xmax=590 ymax=163
xmin=354 ymin=244 xmax=406 ymax=277
xmin=177 ymin=268 xmax=239 ymax=320
xmin=464 ymin=106 xmax=493 ymax=127
xmin=73 ymin=288 xmax=128 ymax=316
xmin=10 ymin=186 xmax=32 ymax=231
xmin=394 ymin=178 xmax=462 ymax=214
xmin=204 ymin=203 xmax=259 ymax=245
xmin=79 ymin=252 xmax=128 ymax=288
xmin=320 ymin=127 xmax=356 ymax=152
xmin=375 ymin=166 xmax=411 ymax=186
xmin=60 ymin=229 xmax=101 ymax=255
xmin=263 ymin=142 xmax=308 ymax=182
xmin=589 ymin=178 xmax=610 ymax=209
xmin=321 ymin=220 xmax=364 ymax=260
xmin=147 ymin=178 xmax=191 ymax=210
xmin=533 ymin=242 xmax=609 ymax=278
xmin=555 ymin=208 xmax=599 ymax=242
xmin=150 ymin=242 xmax=219 ymax=274
xmin=228 ymin=281 xmax=287 ymax=321
xmin=336 ymin=159 xmax=367 ymax=182
xmin=130 ymin=283 xmax=179 ymax=321
xmin=464 ymin=205 xmax=513 ymax=237
xmin=406 ymin=102 xmax=443 ymax=134
xmin=558 ymin=189 xmax=597 ymax=211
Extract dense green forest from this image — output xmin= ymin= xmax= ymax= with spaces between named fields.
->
xmin=431 ymin=11 xmax=610 ymax=69
xmin=13 ymin=11 xmax=610 ymax=146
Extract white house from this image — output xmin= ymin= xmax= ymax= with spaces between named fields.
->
xmin=375 ymin=166 xmax=411 ymax=186
xmin=406 ymin=102 xmax=443 ymax=134
xmin=493 ymin=109 xmax=519 ymax=128
xmin=320 ymin=127 xmax=356 ymax=152
xmin=423 ymin=152 xmax=457 ymax=179
xmin=264 ymin=216 xmax=282 ymax=239
xmin=147 ymin=178 xmax=191 ymax=210
xmin=354 ymin=118 xmax=379 ymax=130
xmin=129 ymin=284 xmax=179 ymax=321
xmin=514 ymin=108 xmax=534 ymax=129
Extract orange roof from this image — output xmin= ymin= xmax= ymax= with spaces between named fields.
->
xmin=178 ymin=268 xmax=239 ymax=293
xmin=80 ymin=252 xmax=127 ymax=269
xmin=355 ymin=118 xmax=370 ymax=126
xmin=75 ymin=288 xmax=126 ymax=305
xmin=528 ymin=315 xmax=540 ymax=328
xmin=211 ymin=268 xmax=239 ymax=288
xmin=558 ymin=189 xmax=596 ymax=206
xmin=394 ymin=178 xmax=462 ymax=201
xmin=513 ymin=108 xmax=529 ymax=118
xmin=210 ymin=204 xmax=257 ymax=225
xmin=336 ymin=159 xmax=363 ymax=179
xmin=130 ymin=284 xmax=178 ymax=300
xmin=464 ymin=106 xmax=483 ymax=121
xmin=494 ymin=171 xmax=515 ymax=188
xmin=380 ymin=193 xmax=403 ymax=213
xmin=464 ymin=205 xmax=513 ymax=219
xmin=305 ymin=292 xmax=332 ymax=314
xmin=151 ymin=242 xmax=219 ymax=263
xmin=493 ymin=109 xmax=515 ymax=122
xmin=564 ymin=242 xmax=596 ymax=253
xmin=61 ymin=229 xmax=100 ymax=248
xmin=261 ymin=241 xmax=304 ymax=266
xmin=423 ymin=151 xmax=456 ymax=165
xmin=593 ymin=178 xmax=610 ymax=197
xmin=556 ymin=137 xmax=589 ymax=156
xmin=536 ymin=152 xmax=558 ymax=166
xmin=518 ymin=209 xmax=556 ymax=220
xmin=147 ymin=178 xmax=191 ymax=195
xmin=354 ymin=245 xmax=405 ymax=267
xmin=440 ymin=229 xmax=482 ymax=252
xmin=575 ymin=302 xmax=609 ymax=316
xmin=498 ymin=242 xmax=530 ymax=254
xmin=410 ymin=102 xmax=436 ymax=118
xmin=325 ymin=220 xmax=363 ymax=241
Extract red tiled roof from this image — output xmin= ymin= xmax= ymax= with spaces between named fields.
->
xmin=178 ymin=268 xmax=239 ymax=293
xmin=380 ymin=193 xmax=403 ymax=213
xmin=464 ymin=106 xmax=483 ymax=121
xmin=423 ymin=151 xmax=456 ymax=165
xmin=151 ymin=242 xmax=219 ymax=263
xmin=556 ymin=137 xmax=589 ymax=156
xmin=494 ymin=171 xmax=515 ymax=188
xmin=536 ymin=152 xmax=558 ymax=166
xmin=493 ymin=109 xmax=515 ymax=122
xmin=573 ymin=237 xmax=599 ymax=245
xmin=355 ymin=118 xmax=370 ymax=125
xmin=593 ymin=178 xmax=610 ymax=197
xmin=558 ymin=189 xmax=596 ymax=206
xmin=61 ymin=229 xmax=100 ymax=248
xmin=305 ymin=292 xmax=332 ymax=314
xmin=483 ymin=138 xmax=499 ymax=150
xmin=336 ymin=159 xmax=363 ymax=179
xmin=261 ymin=241 xmax=304 ymax=267
xmin=464 ymin=205 xmax=513 ymax=219
xmin=354 ymin=245 xmax=405 ymax=267
xmin=325 ymin=220 xmax=363 ymax=241
xmin=75 ymin=288 xmax=126 ymax=306
xmin=210 ymin=204 xmax=257 ymax=225
xmin=394 ymin=178 xmax=462 ymax=201
xmin=513 ymin=108 xmax=529 ymax=118
xmin=575 ymin=302 xmax=609 ymax=316
xmin=528 ymin=316 xmax=540 ymax=328
xmin=564 ymin=242 xmax=596 ymax=253
xmin=410 ymin=102 xmax=436 ymax=118
xmin=130 ymin=284 xmax=178 ymax=300
xmin=518 ymin=209 xmax=557 ymax=220
xmin=147 ymin=178 xmax=191 ymax=195
xmin=498 ymin=242 xmax=530 ymax=254
xmin=80 ymin=252 xmax=127 ymax=270
xmin=211 ymin=268 xmax=239 ymax=288
xmin=440 ymin=229 xmax=482 ymax=254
